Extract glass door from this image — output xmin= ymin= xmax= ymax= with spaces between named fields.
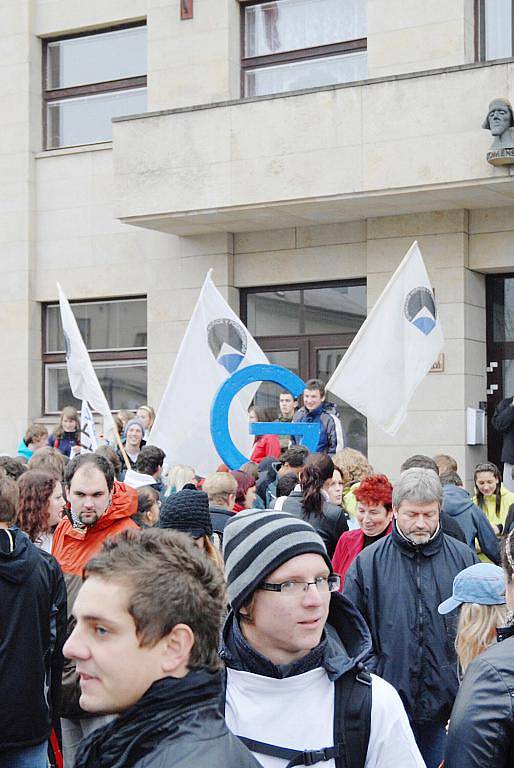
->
xmin=486 ymin=275 xmax=514 ymax=468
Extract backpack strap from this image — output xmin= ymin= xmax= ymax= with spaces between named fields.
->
xmin=238 ymin=736 xmax=343 ymax=767
xmin=333 ymin=663 xmax=372 ymax=768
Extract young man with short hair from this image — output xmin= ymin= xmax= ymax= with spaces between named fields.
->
xmin=17 ymin=423 xmax=49 ymax=460
xmin=123 ymin=445 xmax=166 ymax=492
xmin=257 ymin=445 xmax=309 ymax=508
xmin=203 ymin=471 xmax=238 ymax=543
xmin=220 ymin=509 xmax=424 ymax=768
xmin=291 ymin=379 xmax=343 ymax=455
xmin=64 ymin=528 xmax=260 ymax=768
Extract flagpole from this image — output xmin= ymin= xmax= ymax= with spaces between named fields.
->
xmin=110 ymin=416 xmax=132 ymax=471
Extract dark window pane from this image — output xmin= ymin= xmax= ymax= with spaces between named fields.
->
xmin=245 ymin=0 xmax=366 ymax=57
xmin=504 ymin=359 xmax=514 ymax=395
xmin=47 ymin=26 xmax=147 ymax=89
xmin=45 ymin=362 xmax=147 ymax=413
xmin=46 ymin=299 xmax=147 ymax=352
xmin=253 ymin=349 xmax=300 ymax=410
xmin=47 ymin=87 xmax=146 ymax=148
xmin=244 ymin=51 xmax=367 ymax=96
xmin=491 ymin=277 xmax=514 ymax=342
xmin=247 ymin=285 xmax=366 ymax=336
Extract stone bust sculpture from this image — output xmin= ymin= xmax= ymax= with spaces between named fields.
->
xmin=483 ymin=98 xmax=514 ymax=165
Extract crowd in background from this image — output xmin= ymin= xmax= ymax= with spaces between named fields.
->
xmin=1 ymin=380 xmax=514 ymax=768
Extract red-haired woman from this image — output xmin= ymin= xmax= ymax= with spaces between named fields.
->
xmin=17 ymin=470 xmax=66 ymax=552
xmin=332 ymin=474 xmax=393 ymax=586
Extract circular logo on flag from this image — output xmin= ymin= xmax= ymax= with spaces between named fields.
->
xmin=404 ymin=287 xmax=437 ymax=336
xmin=207 ymin=318 xmax=248 ymax=373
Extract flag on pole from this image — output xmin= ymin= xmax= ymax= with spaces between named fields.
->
xmin=80 ymin=400 xmax=98 ymax=454
xmin=327 ymin=241 xmax=444 ymax=436
xmin=57 ymin=284 xmax=115 ymax=439
xmin=148 ymin=270 xmax=268 ymax=476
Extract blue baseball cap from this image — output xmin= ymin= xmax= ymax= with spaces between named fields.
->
xmin=438 ymin=563 xmax=506 ymax=614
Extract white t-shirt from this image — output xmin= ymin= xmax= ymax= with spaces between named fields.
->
xmin=225 ymin=667 xmax=426 ymax=768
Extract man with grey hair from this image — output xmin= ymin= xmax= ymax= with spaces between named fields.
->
xmin=344 ymin=467 xmax=477 ymax=768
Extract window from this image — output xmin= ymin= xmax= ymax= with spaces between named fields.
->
xmin=477 ymin=0 xmax=514 ymax=60
xmin=43 ymin=298 xmax=147 ymax=414
xmin=43 ymin=24 xmax=147 ymax=149
xmin=241 ymin=281 xmax=369 ymax=455
xmin=241 ymin=0 xmax=367 ymax=97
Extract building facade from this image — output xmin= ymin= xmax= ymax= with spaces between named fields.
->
xmin=3 ymin=0 xmax=514 ymax=481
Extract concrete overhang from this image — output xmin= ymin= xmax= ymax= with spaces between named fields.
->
xmin=112 ymin=59 xmax=514 ymax=236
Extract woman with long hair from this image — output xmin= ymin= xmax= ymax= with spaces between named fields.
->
xmin=282 ymin=452 xmax=348 ymax=558
xmin=17 ymin=470 xmax=65 ymax=551
xmin=133 ymin=486 xmax=160 ymax=528
xmin=473 ymin=461 xmax=514 ymax=536
xmin=438 ymin=562 xmax=507 ymax=674
xmin=136 ymin=404 xmax=155 ymax=440
xmin=164 ymin=464 xmax=196 ymax=497
xmin=332 ymin=474 xmax=394 ymax=586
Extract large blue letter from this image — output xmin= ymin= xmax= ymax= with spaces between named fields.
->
xmin=210 ymin=364 xmax=320 ymax=469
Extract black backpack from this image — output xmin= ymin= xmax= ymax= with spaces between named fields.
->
xmin=225 ymin=663 xmax=372 ymax=768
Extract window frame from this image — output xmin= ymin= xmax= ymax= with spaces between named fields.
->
xmin=41 ymin=295 xmax=147 ymax=415
xmin=239 ymin=0 xmax=367 ymax=97
xmin=42 ymin=21 xmax=147 ymax=150
xmin=475 ymin=0 xmax=514 ymax=61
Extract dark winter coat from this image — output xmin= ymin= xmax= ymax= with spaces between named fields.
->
xmin=492 ymin=397 xmax=514 ymax=464
xmin=442 ymin=484 xmax=500 ymax=563
xmin=291 ymin=403 xmax=342 ymax=454
xmin=0 ymin=527 xmax=67 ymax=752
xmin=48 ymin=431 xmax=79 ymax=457
xmin=209 ymin=504 xmax=236 ymax=546
xmin=343 ymin=522 xmax=477 ymax=725
xmin=282 ymin=490 xmax=349 ymax=558
xmin=445 ymin=634 xmax=514 ymax=768
xmin=74 ymin=670 xmax=260 ymax=768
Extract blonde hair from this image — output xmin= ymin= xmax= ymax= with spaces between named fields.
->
xmin=333 ymin=448 xmax=373 ymax=487
xmin=165 ymin=464 xmax=196 ymax=496
xmin=202 ymin=535 xmax=225 ymax=571
xmin=455 ymin=602 xmax=507 ymax=673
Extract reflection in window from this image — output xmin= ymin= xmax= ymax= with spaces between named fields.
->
xmin=491 ymin=277 xmax=514 ymax=342
xmin=43 ymin=297 xmax=147 ymax=414
xmin=479 ymin=0 xmax=513 ymax=60
xmin=43 ymin=24 xmax=147 ymax=149
xmin=246 ymin=285 xmax=366 ymax=337
xmin=242 ymin=0 xmax=367 ymax=97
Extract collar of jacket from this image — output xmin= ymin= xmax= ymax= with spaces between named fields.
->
xmin=391 ymin=519 xmax=444 ymax=558
xmin=304 ymin=404 xmax=324 ymax=419
xmin=74 ymin=669 xmax=222 ymax=768
xmin=220 ymin=591 xmax=372 ymax=682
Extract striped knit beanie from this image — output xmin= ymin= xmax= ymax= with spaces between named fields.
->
xmin=222 ymin=509 xmax=333 ymax=613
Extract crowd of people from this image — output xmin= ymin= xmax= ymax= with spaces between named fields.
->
xmin=1 ymin=379 xmax=514 ymax=768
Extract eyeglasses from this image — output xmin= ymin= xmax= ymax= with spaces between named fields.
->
xmin=257 ymin=575 xmax=341 ymax=595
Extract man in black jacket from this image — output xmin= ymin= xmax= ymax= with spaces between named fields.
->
xmin=344 ymin=467 xmax=477 ymax=768
xmin=0 ymin=471 xmax=67 ymax=767
xmin=64 ymin=527 xmax=259 ymax=768
xmin=492 ymin=395 xmax=514 ymax=491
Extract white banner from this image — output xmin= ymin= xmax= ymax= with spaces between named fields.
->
xmin=80 ymin=400 xmax=98 ymax=454
xmin=148 ymin=270 xmax=268 ymax=476
xmin=57 ymin=284 xmax=115 ymax=440
xmin=327 ymin=241 xmax=444 ymax=436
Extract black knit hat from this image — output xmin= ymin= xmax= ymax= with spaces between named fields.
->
xmin=158 ymin=489 xmax=212 ymax=539
xmin=222 ymin=509 xmax=332 ymax=613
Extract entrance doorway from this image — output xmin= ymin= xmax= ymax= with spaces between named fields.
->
xmin=486 ymin=274 xmax=514 ymax=468
xmin=241 ymin=280 xmax=367 ymax=454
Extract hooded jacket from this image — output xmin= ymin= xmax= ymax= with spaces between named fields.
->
xmin=445 ymin=634 xmax=514 ymax=768
xmin=343 ymin=522 xmax=477 ymax=725
xmin=0 ymin=527 xmax=67 ymax=752
xmin=442 ymin=484 xmax=500 ymax=563
xmin=220 ymin=592 xmax=424 ymax=768
xmin=16 ymin=436 xmax=33 ymax=460
xmin=51 ymin=480 xmax=137 ymax=717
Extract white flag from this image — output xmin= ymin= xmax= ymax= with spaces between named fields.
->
xmin=148 ymin=270 xmax=268 ymax=476
xmin=327 ymin=241 xmax=444 ymax=436
xmin=80 ymin=400 xmax=98 ymax=454
xmin=57 ymin=284 xmax=115 ymax=438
